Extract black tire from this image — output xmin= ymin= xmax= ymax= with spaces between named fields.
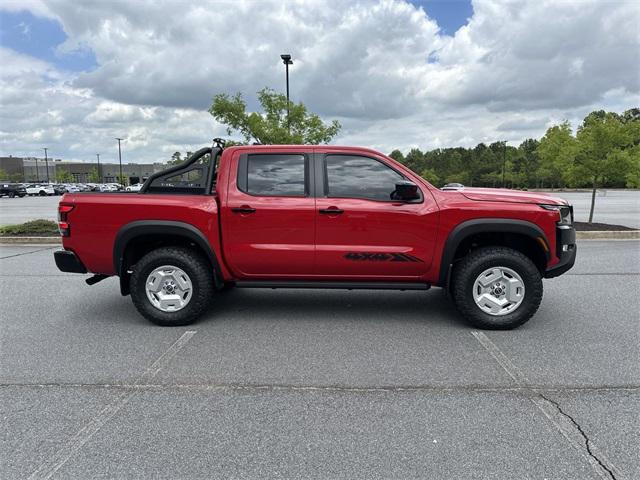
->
xmin=39 ymin=190 xmax=46 ymax=196
xmin=130 ymin=247 xmax=214 ymax=326
xmin=8 ymin=192 xmax=15 ymax=198
xmin=451 ymin=247 xmax=543 ymax=330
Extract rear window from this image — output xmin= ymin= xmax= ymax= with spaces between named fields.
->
xmin=240 ymin=154 xmax=307 ymax=197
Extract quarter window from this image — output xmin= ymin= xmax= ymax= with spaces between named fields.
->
xmin=245 ymin=154 xmax=306 ymax=196
xmin=325 ymin=155 xmax=404 ymax=201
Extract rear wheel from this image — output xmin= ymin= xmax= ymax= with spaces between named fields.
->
xmin=130 ymin=247 xmax=214 ymax=326
xmin=451 ymin=247 xmax=543 ymax=329
xmin=8 ymin=192 xmax=15 ymax=198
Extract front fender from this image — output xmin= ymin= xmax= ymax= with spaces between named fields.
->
xmin=437 ymin=218 xmax=550 ymax=287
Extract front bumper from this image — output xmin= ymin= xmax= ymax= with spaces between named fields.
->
xmin=544 ymin=225 xmax=577 ymax=278
xmin=54 ymin=250 xmax=87 ymax=274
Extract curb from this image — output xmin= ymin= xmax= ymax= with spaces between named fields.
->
xmin=0 ymin=236 xmax=61 ymax=245
xmin=1 ymin=231 xmax=639 ymax=245
xmin=576 ymin=231 xmax=640 ymax=240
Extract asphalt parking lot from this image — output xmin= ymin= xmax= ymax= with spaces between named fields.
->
xmin=1 ymin=189 xmax=639 ymax=227
xmin=1 ymin=240 xmax=639 ymax=479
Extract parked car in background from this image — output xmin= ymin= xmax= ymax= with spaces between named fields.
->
xmin=0 ymin=183 xmax=27 ymax=198
xmin=52 ymin=185 xmax=67 ymax=195
xmin=25 ymin=184 xmax=55 ymax=196
xmin=126 ymin=183 xmax=144 ymax=192
xmin=63 ymin=184 xmax=81 ymax=193
xmin=442 ymin=183 xmax=465 ymax=190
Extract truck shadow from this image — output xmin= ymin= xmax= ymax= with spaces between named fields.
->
xmin=208 ymin=287 xmax=467 ymax=328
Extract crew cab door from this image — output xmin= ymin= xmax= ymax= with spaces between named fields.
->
xmin=221 ymin=150 xmax=316 ymax=277
xmin=314 ymin=151 xmax=438 ymax=279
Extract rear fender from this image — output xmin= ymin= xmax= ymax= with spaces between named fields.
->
xmin=114 ymin=220 xmax=223 ymax=295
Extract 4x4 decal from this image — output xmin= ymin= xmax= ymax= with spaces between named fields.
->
xmin=344 ymin=252 xmax=423 ymax=262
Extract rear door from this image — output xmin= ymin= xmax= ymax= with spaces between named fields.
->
xmin=222 ymin=150 xmax=316 ymax=277
xmin=314 ymin=151 xmax=438 ymax=279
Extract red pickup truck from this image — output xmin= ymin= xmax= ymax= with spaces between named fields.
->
xmin=54 ymin=140 xmax=576 ymax=329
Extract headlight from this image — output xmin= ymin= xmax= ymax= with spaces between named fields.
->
xmin=540 ymin=204 xmax=573 ymax=225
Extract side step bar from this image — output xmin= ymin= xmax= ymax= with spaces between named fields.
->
xmin=235 ymin=281 xmax=430 ymax=291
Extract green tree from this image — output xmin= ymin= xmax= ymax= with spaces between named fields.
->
xmin=0 ymin=168 xmax=7 ymax=180
xmin=210 ymin=87 xmax=341 ymax=145
xmin=516 ymin=139 xmax=540 ymax=188
xmin=88 ymin=167 xmax=100 ymax=183
xmin=420 ymin=168 xmax=440 ymax=186
xmin=537 ymin=121 xmax=577 ymax=189
xmin=573 ymin=111 xmax=635 ymax=222
xmin=403 ymin=148 xmax=425 ymax=173
xmin=389 ymin=149 xmax=405 ymax=164
xmin=168 ymin=151 xmax=183 ymax=166
xmin=56 ymin=169 xmax=74 ymax=183
xmin=9 ymin=172 xmax=24 ymax=182
xmin=625 ymin=145 xmax=640 ymax=188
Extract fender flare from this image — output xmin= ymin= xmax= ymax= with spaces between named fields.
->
xmin=438 ymin=218 xmax=550 ymax=287
xmin=113 ymin=220 xmax=223 ymax=293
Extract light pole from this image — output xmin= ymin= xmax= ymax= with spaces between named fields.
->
xmin=43 ymin=147 xmax=50 ymax=183
xmin=35 ymin=157 xmax=39 ymax=183
xmin=280 ymin=54 xmax=293 ymax=133
xmin=502 ymin=141 xmax=506 ymax=188
xmin=115 ymin=138 xmax=123 ymax=186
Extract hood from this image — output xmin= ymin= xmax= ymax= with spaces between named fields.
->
xmin=458 ymin=187 xmax=568 ymax=205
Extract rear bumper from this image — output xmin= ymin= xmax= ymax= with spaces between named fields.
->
xmin=54 ymin=250 xmax=87 ymax=274
xmin=544 ymin=225 xmax=576 ymax=278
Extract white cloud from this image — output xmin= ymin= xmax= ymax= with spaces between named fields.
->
xmin=0 ymin=0 xmax=638 ymax=163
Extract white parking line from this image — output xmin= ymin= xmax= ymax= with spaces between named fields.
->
xmin=27 ymin=330 xmax=197 ymax=480
xmin=471 ymin=331 xmax=624 ymax=480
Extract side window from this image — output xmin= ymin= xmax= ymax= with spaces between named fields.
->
xmin=242 ymin=154 xmax=307 ymax=196
xmin=325 ymin=155 xmax=404 ymax=201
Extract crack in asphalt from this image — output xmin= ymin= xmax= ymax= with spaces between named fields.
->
xmin=1 ymin=382 xmax=638 ymax=394
xmin=0 ymin=246 xmax=56 ymax=259
xmin=565 ymin=273 xmax=640 ymax=276
xmin=541 ymin=394 xmax=618 ymax=480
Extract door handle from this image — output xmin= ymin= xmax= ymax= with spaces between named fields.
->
xmin=231 ymin=206 xmax=256 ymax=214
xmin=319 ymin=208 xmax=344 ymax=215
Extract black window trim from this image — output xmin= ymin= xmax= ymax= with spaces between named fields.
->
xmin=319 ymin=152 xmax=424 ymax=204
xmin=237 ymin=152 xmax=313 ymax=198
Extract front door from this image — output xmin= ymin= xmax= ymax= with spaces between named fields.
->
xmin=315 ymin=152 xmax=438 ymax=279
xmin=222 ymin=151 xmax=316 ymax=277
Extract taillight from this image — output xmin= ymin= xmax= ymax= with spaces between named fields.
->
xmin=58 ymin=204 xmax=74 ymax=236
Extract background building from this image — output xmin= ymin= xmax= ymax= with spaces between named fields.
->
xmin=0 ymin=156 xmax=167 ymax=184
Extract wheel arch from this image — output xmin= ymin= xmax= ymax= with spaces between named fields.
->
xmin=114 ymin=220 xmax=223 ymax=295
xmin=438 ymin=218 xmax=550 ymax=287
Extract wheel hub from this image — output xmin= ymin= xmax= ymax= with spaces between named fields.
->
xmin=472 ymin=267 xmax=525 ymax=316
xmin=145 ymin=265 xmax=193 ymax=312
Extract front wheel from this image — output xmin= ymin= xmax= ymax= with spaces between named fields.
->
xmin=130 ymin=247 xmax=214 ymax=326
xmin=451 ymin=247 xmax=543 ymax=330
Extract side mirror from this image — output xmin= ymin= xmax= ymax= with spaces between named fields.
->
xmin=393 ymin=180 xmax=420 ymax=201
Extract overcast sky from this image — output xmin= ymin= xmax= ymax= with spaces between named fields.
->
xmin=1 ymin=0 xmax=638 ymax=164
